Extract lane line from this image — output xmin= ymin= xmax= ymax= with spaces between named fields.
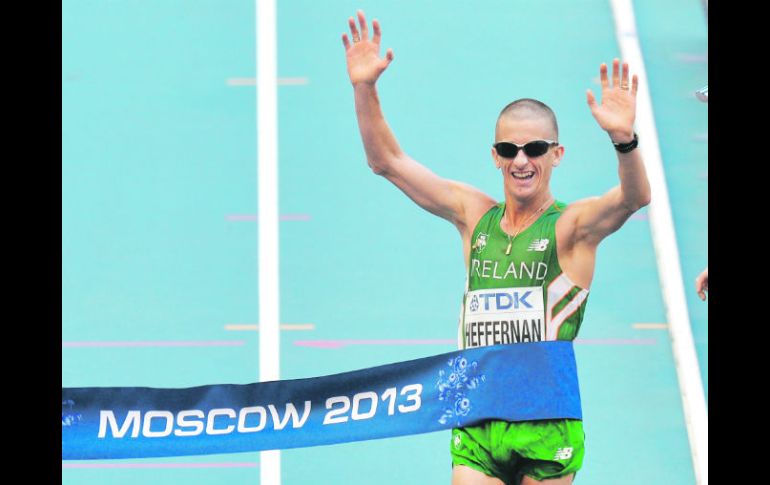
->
xmin=292 ymin=338 xmax=657 ymax=348
xmin=609 ymin=2 xmax=708 ymax=483
xmin=632 ymin=323 xmax=669 ymax=330
xmin=225 ymin=214 xmax=312 ymax=222
xmin=62 ymin=341 xmax=246 ymax=348
xmin=256 ymin=1 xmax=281 ymax=484
xmin=575 ymin=338 xmax=657 ymax=345
xmin=63 ymin=463 xmax=258 ymax=469
xmin=692 ymin=133 xmax=708 ymax=142
xmin=225 ymin=324 xmax=315 ymax=331
xmin=675 ymin=52 xmax=708 ymax=63
xmin=227 ymin=77 xmax=310 ymax=86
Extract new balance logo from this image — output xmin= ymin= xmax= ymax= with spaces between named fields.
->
xmin=528 ymin=239 xmax=549 ymax=251
xmin=554 ymin=447 xmax=573 ymax=460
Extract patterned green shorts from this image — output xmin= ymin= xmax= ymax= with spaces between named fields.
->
xmin=451 ymin=419 xmax=585 ymax=484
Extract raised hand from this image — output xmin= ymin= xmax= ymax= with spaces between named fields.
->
xmin=586 ymin=59 xmax=638 ymax=143
xmin=342 ymin=10 xmax=394 ymax=86
xmin=695 ymin=267 xmax=708 ymax=301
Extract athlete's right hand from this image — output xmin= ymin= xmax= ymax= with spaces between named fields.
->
xmin=342 ymin=10 xmax=394 ymax=86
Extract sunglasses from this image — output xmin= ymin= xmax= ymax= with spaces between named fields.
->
xmin=493 ymin=140 xmax=558 ymax=158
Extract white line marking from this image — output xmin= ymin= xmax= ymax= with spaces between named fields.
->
xmin=632 ymin=323 xmax=669 ymax=330
xmin=692 ymin=133 xmax=708 ymax=142
xmin=228 ymin=78 xmax=256 ymax=86
xmin=278 ymin=77 xmax=310 ymax=85
xmin=257 ymin=0 xmax=280 ymax=484
xmin=225 ymin=324 xmax=315 ymax=331
xmin=610 ymin=2 xmax=708 ymax=484
xmin=227 ymin=77 xmax=310 ymax=86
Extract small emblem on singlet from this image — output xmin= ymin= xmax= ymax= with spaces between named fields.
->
xmin=472 ymin=233 xmax=488 ymax=253
xmin=469 ymin=295 xmax=479 ymax=312
xmin=528 ymin=238 xmax=549 ymax=251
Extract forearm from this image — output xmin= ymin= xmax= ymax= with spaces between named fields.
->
xmin=353 ymin=83 xmax=405 ymax=175
xmin=614 ymin=144 xmax=651 ymax=211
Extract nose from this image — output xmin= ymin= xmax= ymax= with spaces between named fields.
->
xmin=512 ymin=149 xmax=530 ymax=168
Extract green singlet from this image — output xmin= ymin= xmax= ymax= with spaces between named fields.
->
xmin=450 ymin=201 xmax=587 ymax=484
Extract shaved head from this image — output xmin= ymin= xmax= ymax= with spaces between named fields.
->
xmin=495 ymin=98 xmax=559 ymax=141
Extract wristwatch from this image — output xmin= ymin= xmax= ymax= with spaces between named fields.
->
xmin=613 ymin=132 xmax=638 ymax=153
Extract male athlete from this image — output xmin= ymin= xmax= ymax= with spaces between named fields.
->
xmin=341 ymin=10 xmax=650 ymax=485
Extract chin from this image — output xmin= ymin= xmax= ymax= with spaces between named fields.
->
xmin=504 ymin=183 xmax=538 ymax=201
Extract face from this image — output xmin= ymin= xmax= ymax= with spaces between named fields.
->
xmin=491 ymin=115 xmax=564 ymax=203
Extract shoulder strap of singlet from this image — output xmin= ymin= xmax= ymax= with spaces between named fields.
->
xmin=470 ymin=202 xmax=504 ymax=241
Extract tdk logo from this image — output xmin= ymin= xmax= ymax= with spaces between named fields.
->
xmin=469 ymin=290 xmax=533 ymax=312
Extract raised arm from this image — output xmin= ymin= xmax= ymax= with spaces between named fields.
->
xmin=341 ymin=10 xmax=494 ymax=232
xmin=567 ymin=59 xmax=651 ymax=246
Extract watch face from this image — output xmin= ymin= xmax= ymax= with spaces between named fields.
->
xmin=614 ymin=133 xmax=637 ymax=146
xmin=614 ymin=133 xmax=638 ymax=153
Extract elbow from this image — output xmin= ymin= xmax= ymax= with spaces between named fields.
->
xmin=623 ymin=191 xmax=651 ymax=213
xmin=368 ymin=156 xmax=396 ymax=177
xmin=369 ymin=161 xmax=387 ymax=176
xmin=637 ymin=191 xmax=651 ymax=209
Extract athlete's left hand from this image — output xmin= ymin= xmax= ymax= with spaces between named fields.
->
xmin=695 ymin=266 xmax=708 ymax=301
xmin=586 ymin=58 xmax=638 ymax=143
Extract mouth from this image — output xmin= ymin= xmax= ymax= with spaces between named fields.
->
xmin=510 ymin=171 xmax=535 ymax=180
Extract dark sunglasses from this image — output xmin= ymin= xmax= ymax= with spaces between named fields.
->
xmin=493 ymin=140 xmax=558 ymax=158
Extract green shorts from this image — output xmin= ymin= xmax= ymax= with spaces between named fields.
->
xmin=450 ymin=419 xmax=585 ymax=484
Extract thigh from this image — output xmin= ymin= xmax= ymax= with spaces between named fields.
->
xmin=520 ymin=473 xmax=575 ymax=484
xmin=452 ymin=464 xmax=507 ymax=485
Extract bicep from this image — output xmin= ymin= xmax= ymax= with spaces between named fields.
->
xmin=572 ymin=186 xmax=637 ymax=246
xmin=380 ymin=153 xmax=494 ymax=230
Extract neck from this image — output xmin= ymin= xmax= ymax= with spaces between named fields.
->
xmin=502 ymin=192 xmax=554 ymax=228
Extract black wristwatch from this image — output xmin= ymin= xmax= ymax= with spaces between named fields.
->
xmin=613 ymin=132 xmax=639 ymax=153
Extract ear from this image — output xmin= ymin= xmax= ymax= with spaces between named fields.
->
xmin=491 ymin=147 xmax=501 ymax=169
xmin=551 ymin=145 xmax=565 ymax=168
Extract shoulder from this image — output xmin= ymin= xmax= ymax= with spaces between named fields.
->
xmin=555 ymin=196 xmax=601 ymax=246
xmin=557 ymin=196 xmax=600 ymax=221
xmin=454 ymin=184 xmax=498 ymax=233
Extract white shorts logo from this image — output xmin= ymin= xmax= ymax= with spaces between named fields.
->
xmin=554 ymin=447 xmax=573 ymax=460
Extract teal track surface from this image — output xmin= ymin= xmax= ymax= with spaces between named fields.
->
xmin=62 ymin=1 xmax=707 ymax=483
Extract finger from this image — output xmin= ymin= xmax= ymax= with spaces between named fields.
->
xmin=697 ymin=289 xmax=706 ymax=301
xmin=621 ymin=62 xmax=629 ymax=88
xmin=599 ymin=63 xmax=609 ymax=90
xmin=348 ymin=16 xmax=360 ymax=40
xmin=372 ymin=19 xmax=382 ymax=45
xmin=612 ymin=58 xmax=620 ymax=88
xmin=385 ymin=48 xmax=394 ymax=64
xmin=357 ymin=10 xmax=369 ymax=41
xmin=342 ymin=33 xmax=351 ymax=51
xmin=586 ymin=89 xmax=597 ymax=108
xmin=631 ymin=74 xmax=639 ymax=95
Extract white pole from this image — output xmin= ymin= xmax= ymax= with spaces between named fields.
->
xmin=608 ymin=1 xmax=708 ymax=484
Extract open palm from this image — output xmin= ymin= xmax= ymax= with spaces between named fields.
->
xmin=342 ymin=10 xmax=394 ymax=86
xmin=586 ymin=59 xmax=638 ymax=140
